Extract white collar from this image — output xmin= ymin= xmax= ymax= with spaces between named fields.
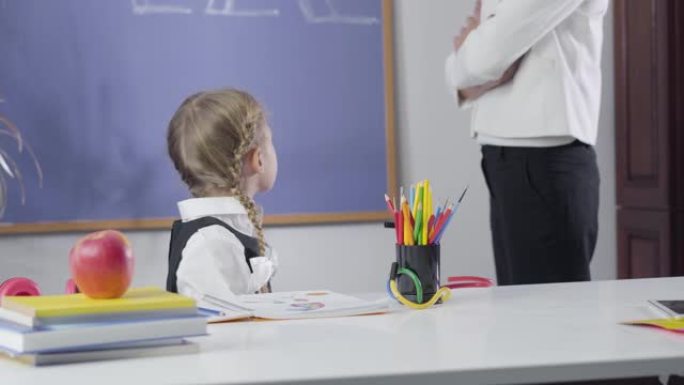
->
xmin=178 ymin=197 xmax=247 ymax=221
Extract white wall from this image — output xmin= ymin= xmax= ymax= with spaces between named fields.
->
xmin=0 ymin=1 xmax=616 ymax=295
xmin=593 ymin=0 xmax=617 ymax=284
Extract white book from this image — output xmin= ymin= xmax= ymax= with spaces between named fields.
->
xmin=0 ymin=308 xmax=34 ymax=327
xmin=1 ymin=338 xmax=198 ymax=366
xmin=0 ymin=315 xmax=206 ymax=354
xmin=200 ymin=290 xmax=389 ymax=323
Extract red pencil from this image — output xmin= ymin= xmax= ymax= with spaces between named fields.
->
xmin=429 ymin=206 xmax=452 ymax=244
xmin=384 ymin=194 xmax=395 ymax=213
xmin=396 ymin=210 xmax=403 ymax=245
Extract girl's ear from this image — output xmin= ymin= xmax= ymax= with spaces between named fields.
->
xmin=244 ymin=147 xmax=264 ymax=175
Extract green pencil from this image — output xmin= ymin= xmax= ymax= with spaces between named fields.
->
xmin=413 ymin=203 xmax=423 ymax=244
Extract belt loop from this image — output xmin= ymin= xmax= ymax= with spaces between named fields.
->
xmin=498 ymin=146 xmax=505 ymax=160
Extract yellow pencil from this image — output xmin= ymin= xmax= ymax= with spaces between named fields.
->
xmin=428 ymin=185 xmax=433 ymax=242
xmin=406 ymin=214 xmax=414 ymax=246
xmin=422 ymin=180 xmax=430 ymax=245
xmin=402 ymin=200 xmax=413 ymax=246
xmin=412 ymin=182 xmax=422 ymax=220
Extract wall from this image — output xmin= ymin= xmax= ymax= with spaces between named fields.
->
xmin=0 ymin=0 xmax=616 ymax=294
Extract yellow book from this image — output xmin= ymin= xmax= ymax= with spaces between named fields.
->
xmin=1 ymin=287 xmax=195 ymax=318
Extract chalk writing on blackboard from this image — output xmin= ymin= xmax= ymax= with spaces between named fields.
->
xmin=205 ymin=0 xmax=279 ymax=17
xmin=299 ymin=0 xmax=378 ymax=25
xmin=131 ymin=0 xmax=379 ymax=25
xmin=131 ymin=0 xmax=192 ymax=15
xmin=0 ymin=96 xmax=44 ymax=219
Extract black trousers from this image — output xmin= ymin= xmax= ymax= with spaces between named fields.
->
xmin=481 ymin=141 xmax=600 ymax=286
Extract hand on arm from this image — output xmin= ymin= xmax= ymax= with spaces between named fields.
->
xmin=452 ymin=0 xmax=522 ymax=102
xmin=452 ymin=0 xmax=481 ymax=53
xmin=457 ymin=57 xmax=522 ymax=102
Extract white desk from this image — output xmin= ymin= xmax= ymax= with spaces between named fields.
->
xmin=2 ymin=277 xmax=684 ymax=385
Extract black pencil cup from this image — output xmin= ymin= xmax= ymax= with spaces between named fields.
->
xmin=395 ymin=244 xmax=440 ymax=303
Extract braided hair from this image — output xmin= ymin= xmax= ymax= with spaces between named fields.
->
xmin=167 ymin=89 xmax=268 ymax=258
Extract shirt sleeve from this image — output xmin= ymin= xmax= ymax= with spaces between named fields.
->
xmin=265 ymin=244 xmax=279 ymax=276
xmin=445 ymin=52 xmax=477 ymax=109
xmin=176 ymin=225 xmax=271 ymax=298
xmin=446 ymin=0 xmax=583 ymax=89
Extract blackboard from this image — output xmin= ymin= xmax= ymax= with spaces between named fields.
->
xmin=0 ymin=0 xmax=396 ymax=233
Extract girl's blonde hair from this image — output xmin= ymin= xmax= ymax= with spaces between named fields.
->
xmin=167 ymin=88 xmax=267 ymax=256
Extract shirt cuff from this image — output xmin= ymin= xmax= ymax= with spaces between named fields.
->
xmin=445 ymin=51 xmax=460 ymax=91
xmin=266 ymin=246 xmax=279 ymax=277
xmin=248 ymin=256 xmax=275 ymax=293
xmin=445 ymin=52 xmax=475 ymax=109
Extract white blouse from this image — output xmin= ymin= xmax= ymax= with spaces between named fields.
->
xmin=174 ymin=197 xmax=278 ymax=302
xmin=445 ymin=0 xmax=609 ymax=146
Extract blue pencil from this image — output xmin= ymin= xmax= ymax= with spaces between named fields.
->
xmin=434 ymin=185 xmax=469 ymax=243
xmin=433 ymin=210 xmax=455 ymax=244
xmin=409 ymin=185 xmax=415 ymax=210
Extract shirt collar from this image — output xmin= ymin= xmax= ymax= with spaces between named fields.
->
xmin=178 ymin=197 xmax=247 ymax=221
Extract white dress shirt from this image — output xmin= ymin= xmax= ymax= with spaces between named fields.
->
xmin=175 ymin=197 xmax=278 ymax=301
xmin=445 ymin=0 xmax=609 ymax=146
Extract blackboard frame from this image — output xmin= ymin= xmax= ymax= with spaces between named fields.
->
xmin=0 ymin=0 xmax=396 ymax=235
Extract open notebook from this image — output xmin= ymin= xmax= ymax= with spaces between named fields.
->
xmin=198 ymin=291 xmax=389 ymax=323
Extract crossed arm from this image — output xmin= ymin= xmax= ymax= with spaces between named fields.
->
xmin=449 ymin=0 xmax=584 ymax=103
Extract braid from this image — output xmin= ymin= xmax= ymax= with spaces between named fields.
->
xmin=230 ymin=118 xmax=270 ymax=292
xmin=228 ymin=122 xmax=265 ymax=257
xmin=226 ymin=124 xmax=254 ymax=188
xmin=235 ymin=191 xmax=270 ymax=293
xmin=227 ymin=115 xmax=263 ymax=243
xmin=235 ymin=192 xmax=266 ymax=256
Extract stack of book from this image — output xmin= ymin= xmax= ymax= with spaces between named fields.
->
xmin=0 ymin=287 xmax=206 ymax=365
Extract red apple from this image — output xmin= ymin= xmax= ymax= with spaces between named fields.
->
xmin=69 ymin=230 xmax=134 ymax=299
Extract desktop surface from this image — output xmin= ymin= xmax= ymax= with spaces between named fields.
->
xmin=2 ymin=277 xmax=684 ymax=385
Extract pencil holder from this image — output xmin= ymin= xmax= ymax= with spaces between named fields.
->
xmin=395 ymin=244 xmax=440 ymax=303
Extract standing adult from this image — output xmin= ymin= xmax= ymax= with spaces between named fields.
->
xmin=445 ymin=0 xmax=609 ymax=285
